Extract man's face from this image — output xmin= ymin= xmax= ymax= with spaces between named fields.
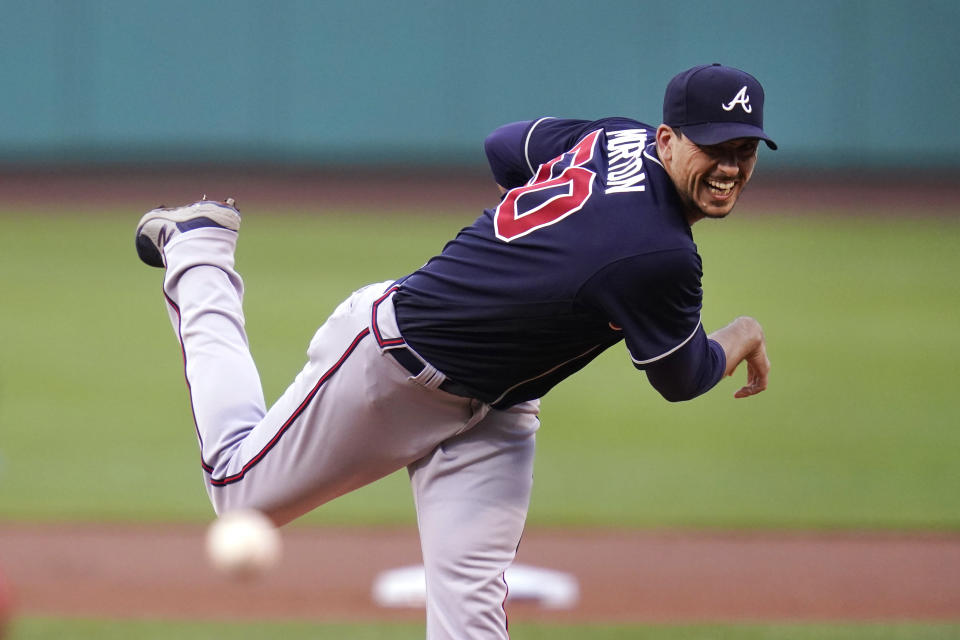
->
xmin=656 ymin=125 xmax=759 ymax=223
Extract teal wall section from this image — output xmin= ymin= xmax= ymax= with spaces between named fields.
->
xmin=0 ymin=0 xmax=957 ymax=169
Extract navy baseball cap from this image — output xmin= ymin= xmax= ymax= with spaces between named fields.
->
xmin=663 ymin=63 xmax=777 ymax=150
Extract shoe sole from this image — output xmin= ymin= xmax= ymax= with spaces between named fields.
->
xmin=135 ymin=201 xmax=241 ymax=267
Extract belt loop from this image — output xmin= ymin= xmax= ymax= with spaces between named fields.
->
xmin=412 ymin=359 xmax=446 ymax=390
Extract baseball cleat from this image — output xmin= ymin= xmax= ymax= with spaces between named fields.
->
xmin=135 ymin=198 xmax=241 ymax=267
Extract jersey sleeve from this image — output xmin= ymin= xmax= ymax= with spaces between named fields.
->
xmin=580 ymin=248 xmax=724 ymax=400
xmin=643 ymin=329 xmax=726 ymax=401
xmin=484 ymin=120 xmax=535 ymax=189
xmin=483 ymin=118 xmax=592 ymax=189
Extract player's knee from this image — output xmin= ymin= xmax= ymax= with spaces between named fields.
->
xmin=206 ymin=482 xmax=257 ymax=518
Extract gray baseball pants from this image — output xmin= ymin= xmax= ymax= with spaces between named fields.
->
xmin=160 ymin=226 xmax=539 ymax=639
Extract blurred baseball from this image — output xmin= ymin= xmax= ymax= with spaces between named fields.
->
xmin=205 ymin=509 xmax=281 ymax=579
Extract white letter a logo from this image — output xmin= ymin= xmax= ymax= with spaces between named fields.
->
xmin=722 ymin=86 xmax=752 ymax=113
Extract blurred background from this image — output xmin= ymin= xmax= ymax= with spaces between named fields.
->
xmin=0 ymin=0 xmax=958 ymax=170
xmin=0 ymin=1 xmax=958 ymax=637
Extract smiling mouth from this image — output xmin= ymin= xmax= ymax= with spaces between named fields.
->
xmin=705 ymin=178 xmax=736 ymax=198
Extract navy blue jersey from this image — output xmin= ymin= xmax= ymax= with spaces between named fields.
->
xmin=394 ymin=117 xmax=725 ymax=407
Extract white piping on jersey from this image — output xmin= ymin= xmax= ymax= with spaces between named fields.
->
xmin=642 ymin=144 xmax=663 ymax=168
xmin=491 ymin=343 xmax=602 ymax=406
xmin=630 ymin=318 xmax=702 ymax=366
xmin=524 ymin=117 xmax=555 ymax=176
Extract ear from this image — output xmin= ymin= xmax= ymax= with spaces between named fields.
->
xmin=655 ymin=125 xmax=675 ymax=164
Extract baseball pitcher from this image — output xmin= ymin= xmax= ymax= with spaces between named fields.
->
xmin=134 ymin=63 xmax=774 ymax=639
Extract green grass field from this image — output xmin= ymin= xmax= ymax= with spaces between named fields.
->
xmin=2 ymin=207 xmax=957 ymax=528
xmin=1 ymin=205 xmax=958 ymax=638
xmin=8 ymin=618 xmax=960 ymax=640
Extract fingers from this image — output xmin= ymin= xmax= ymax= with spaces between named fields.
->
xmin=733 ymin=350 xmax=770 ymax=399
xmin=734 ymin=380 xmax=765 ymax=398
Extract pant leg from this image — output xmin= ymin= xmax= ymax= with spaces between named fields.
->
xmin=161 ymin=230 xmax=486 ymax=525
xmin=162 ymin=228 xmax=267 ymax=470
xmin=409 ymin=400 xmax=540 ymax=640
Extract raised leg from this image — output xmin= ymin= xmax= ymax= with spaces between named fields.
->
xmin=162 ymin=227 xmax=267 ymax=476
xmin=152 ymin=213 xmax=486 ymax=524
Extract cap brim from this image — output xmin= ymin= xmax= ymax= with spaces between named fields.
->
xmin=681 ymin=122 xmax=777 ymax=150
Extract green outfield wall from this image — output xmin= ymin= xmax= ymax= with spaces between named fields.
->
xmin=0 ymin=0 xmax=956 ymax=169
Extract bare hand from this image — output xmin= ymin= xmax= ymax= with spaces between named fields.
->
xmin=733 ymin=339 xmax=770 ymax=398
xmin=708 ymin=316 xmax=770 ymax=399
